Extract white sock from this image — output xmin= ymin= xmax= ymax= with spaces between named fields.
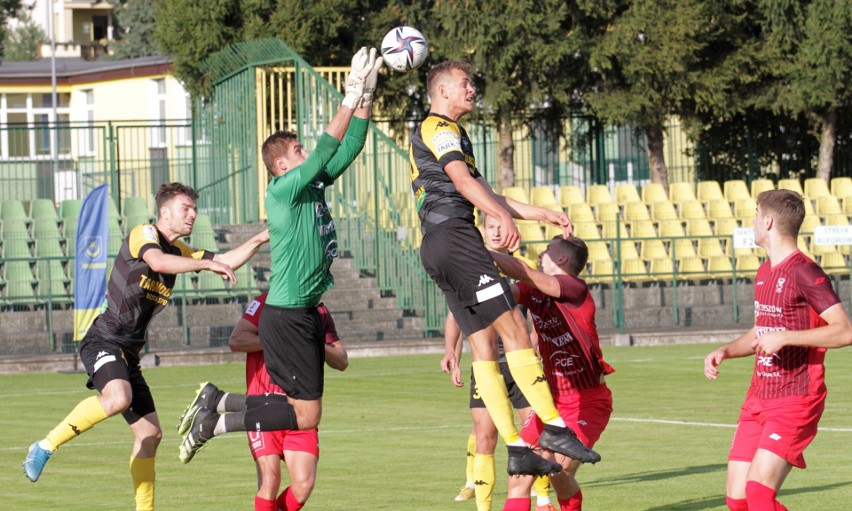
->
xmin=543 ymin=417 xmax=567 ymax=428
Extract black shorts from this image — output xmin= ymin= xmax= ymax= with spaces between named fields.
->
xmin=469 ymin=362 xmax=530 ymax=409
xmin=78 ymin=335 xmax=155 ymax=423
xmin=420 ymin=220 xmax=514 ymax=336
xmin=258 ymin=305 xmax=325 ymax=400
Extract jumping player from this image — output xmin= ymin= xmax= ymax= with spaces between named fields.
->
xmin=704 ymin=189 xmax=852 ymax=511
xmin=411 ymin=59 xmax=599 ymax=477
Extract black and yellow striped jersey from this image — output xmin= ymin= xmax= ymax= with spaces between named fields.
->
xmin=88 ymin=223 xmax=213 ymax=352
xmin=409 ymin=113 xmax=482 ymax=233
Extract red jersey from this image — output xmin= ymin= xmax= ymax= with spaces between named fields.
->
xmin=751 ymin=251 xmax=841 ymax=399
xmin=516 ymin=275 xmax=614 ymax=395
xmin=242 ymin=293 xmax=341 ymax=394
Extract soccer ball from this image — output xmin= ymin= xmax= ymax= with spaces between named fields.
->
xmin=380 ymin=26 xmax=428 ymax=72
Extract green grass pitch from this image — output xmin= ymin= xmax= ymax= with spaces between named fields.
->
xmin=2 ymin=343 xmax=852 ymax=510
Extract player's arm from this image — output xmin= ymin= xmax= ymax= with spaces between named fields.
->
xmin=325 ymin=340 xmax=349 ymax=371
xmin=484 ymin=184 xmax=573 ymax=238
xmin=445 ymin=162 xmax=520 ymax=251
xmin=228 ymin=318 xmax=262 ymax=353
xmin=440 ymin=312 xmax=464 ymax=387
xmin=704 ymin=328 xmax=757 ymax=380
xmin=753 ymin=304 xmax=852 ymax=354
xmin=141 ymin=245 xmax=236 ymax=282
xmin=212 ymin=228 xmax=269 ymax=274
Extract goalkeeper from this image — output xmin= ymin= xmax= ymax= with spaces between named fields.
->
xmin=177 ymin=47 xmax=381 ymax=463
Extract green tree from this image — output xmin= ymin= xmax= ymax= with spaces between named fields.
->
xmin=110 ymin=0 xmax=158 ymax=58
xmin=0 ymin=0 xmax=22 ymax=61
xmin=580 ymin=0 xmax=746 ymax=189
xmin=3 ymin=7 xmax=44 ymax=61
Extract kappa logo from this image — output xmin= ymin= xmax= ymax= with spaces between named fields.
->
xmin=474 ymin=480 xmax=489 ymax=486
xmin=532 ymin=375 xmax=547 ymax=385
xmin=477 ymin=274 xmax=494 ymax=286
xmin=96 ymin=351 xmax=110 ymax=360
xmin=436 ymin=121 xmax=449 ymax=128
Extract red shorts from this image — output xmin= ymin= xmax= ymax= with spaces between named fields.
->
xmin=247 ymin=427 xmax=320 ymax=460
xmin=728 ymin=392 xmax=824 ymax=469
xmin=521 ymin=383 xmax=613 ymax=449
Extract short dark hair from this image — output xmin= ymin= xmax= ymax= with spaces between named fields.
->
xmin=756 ymin=189 xmax=805 ymax=236
xmin=427 ymin=61 xmax=472 ymax=98
xmin=155 ymin=182 xmax=198 ymax=212
xmin=261 ymin=131 xmax=298 ymax=174
xmin=552 ymin=235 xmax=588 ymax=275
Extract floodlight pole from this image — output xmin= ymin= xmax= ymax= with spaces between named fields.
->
xmin=48 ymin=0 xmax=60 ymax=186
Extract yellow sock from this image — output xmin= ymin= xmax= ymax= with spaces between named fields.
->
xmin=471 ymin=361 xmax=521 ymax=445
xmin=505 ymin=349 xmax=561 ymax=424
xmin=130 ymin=456 xmax=155 ymax=511
xmin=465 ymin=434 xmax=476 ymax=484
xmin=473 ymin=453 xmax=495 ymax=511
xmin=44 ymin=396 xmax=109 ymax=451
xmin=534 ymin=475 xmax=550 ymax=500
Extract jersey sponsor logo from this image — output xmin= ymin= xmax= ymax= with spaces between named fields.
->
xmin=431 ymin=130 xmax=461 ymax=157
xmin=319 ymin=219 xmax=336 ymax=236
xmin=775 ymin=277 xmax=786 ymax=294
xmin=325 ymin=239 xmax=339 ymax=259
xmin=754 ymin=301 xmax=783 ymax=318
xmin=550 ymin=351 xmax=584 ymax=376
xmin=314 ymin=201 xmax=329 ymax=217
xmin=245 ymin=299 xmax=261 ymax=317
xmin=477 ymin=274 xmax=494 ymax=286
xmin=141 ymin=225 xmax=159 ymax=242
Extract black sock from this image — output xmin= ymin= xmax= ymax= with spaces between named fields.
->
xmin=220 ymin=392 xmax=287 ymax=413
xmin=237 ymin=402 xmax=298 ymax=432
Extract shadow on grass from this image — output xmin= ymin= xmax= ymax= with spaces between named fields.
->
xmin=641 ymin=481 xmax=852 ymax=511
xmin=586 ymin=463 xmax=727 ymax=487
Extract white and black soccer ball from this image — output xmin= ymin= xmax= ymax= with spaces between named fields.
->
xmin=380 ymin=26 xmax=429 ymax=72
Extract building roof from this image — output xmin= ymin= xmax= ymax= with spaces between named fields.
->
xmin=0 ymin=56 xmax=174 ymax=85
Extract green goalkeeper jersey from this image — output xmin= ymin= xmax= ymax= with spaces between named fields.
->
xmin=266 ymin=117 xmax=368 ymax=308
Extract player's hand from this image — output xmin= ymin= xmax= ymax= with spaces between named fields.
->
xmin=543 ymin=208 xmax=573 ymax=238
xmin=703 ymin=348 xmax=726 ymax=380
xmin=342 ymin=47 xmax=371 ymax=109
xmin=499 ymin=214 xmax=521 ymax=252
xmin=451 ymin=365 xmax=463 ymax=387
xmin=206 ymin=260 xmax=237 ymax=283
xmin=751 ymin=331 xmax=786 ymax=356
xmin=440 ymin=354 xmax=464 ymax=387
xmin=360 ymin=48 xmax=384 ymax=108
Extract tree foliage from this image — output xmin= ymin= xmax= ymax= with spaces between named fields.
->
xmin=2 ymin=7 xmax=43 ymax=61
xmin=110 ymin=0 xmax=158 ymax=59
xmin=0 ymin=0 xmax=22 ymax=60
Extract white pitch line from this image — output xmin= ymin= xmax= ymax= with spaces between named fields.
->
xmin=612 ymin=416 xmax=852 ymax=432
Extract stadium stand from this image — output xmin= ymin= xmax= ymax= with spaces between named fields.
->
xmin=641 ymin=182 xmax=668 ymax=204
xmin=804 ymin=177 xmax=831 ymax=201
xmin=623 ymin=201 xmax=651 ymax=225
xmin=559 ymin=185 xmax=585 ymax=208
xmin=60 ymin=199 xmax=82 ymax=221
xmin=648 ymin=257 xmax=674 ymax=282
xmin=734 ymin=197 xmax=757 ymax=219
xmin=735 ymin=254 xmax=762 ymax=279
xmin=677 ymin=256 xmax=706 ymax=282
xmin=816 ymin=195 xmax=842 ymax=217
xmin=502 ymin=186 xmax=529 ymax=204
xmin=122 ymin=196 xmax=152 ymax=220
xmin=707 ymin=199 xmax=734 ymax=220
xmin=778 ymin=178 xmax=804 ymax=196
xmin=697 ymin=238 xmax=726 ymax=259
xmin=28 ymin=199 xmax=59 ymax=222
xmin=679 ymin=200 xmax=707 ymax=221
xmin=707 ymin=255 xmax=734 ymax=281
xmin=697 ymin=180 xmax=724 ymax=205
xmin=750 ymin=178 xmax=774 ymax=199
xmin=586 ymin=184 xmax=613 ymax=206
xmin=650 ymin=200 xmax=679 ymax=222
xmin=2 ymin=200 xmax=28 ymax=223
xmin=620 ymin=258 xmax=649 ymax=285
xmin=596 ymin=202 xmax=621 ymax=223
xmin=723 ymin=180 xmax=750 ymax=203
xmin=831 ymin=177 xmax=852 ymax=200
xmin=615 ymin=183 xmax=641 ymax=205
xmin=568 ymin=202 xmax=596 ymax=224
xmin=530 ymin=186 xmax=557 ymax=206
xmin=669 ymin=182 xmax=696 ymax=204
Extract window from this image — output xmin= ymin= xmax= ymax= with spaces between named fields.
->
xmin=150 ymin=79 xmax=167 ymax=147
xmin=0 ymin=92 xmax=72 ymax=158
xmin=83 ymin=89 xmax=95 ymax=155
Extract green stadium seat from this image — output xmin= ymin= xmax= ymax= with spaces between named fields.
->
xmin=614 ymin=183 xmax=641 ymax=205
xmin=60 ymin=199 xmax=82 ymax=220
xmin=230 ymin=264 xmax=260 ymax=297
xmin=108 ymin=217 xmax=124 ymax=256
xmin=558 ymin=185 xmax=585 ymax=208
xmin=1 ymin=200 xmax=28 ymax=222
xmin=750 ymin=179 xmax=774 ymax=199
xmin=530 ymin=186 xmax=557 ymax=206
xmin=804 ymin=178 xmax=830 ymax=201
xmin=723 ymin=180 xmax=750 ymax=203
xmin=32 ymin=218 xmax=62 ymax=241
xmin=697 ymin=181 xmax=724 ymax=205
xmin=3 ymin=261 xmax=40 ymax=307
xmin=107 ymin=196 xmax=121 ymax=219
xmin=35 ymin=236 xmax=65 ymax=259
xmin=196 ymin=270 xmax=231 ymax=301
xmin=122 ymin=196 xmax=152 ymax=219
xmin=2 ymin=219 xmax=32 ymax=259
xmin=124 ymin=214 xmax=152 ymax=233
xmin=28 ymin=199 xmax=59 ymax=221
xmin=37 ymin=259 xmax=69 ymax=285
xmin=171 ymin=272 xmax=198 ymax=303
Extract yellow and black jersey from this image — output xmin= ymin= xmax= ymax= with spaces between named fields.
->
xmin=88 ymin=223 xmax=214 ymax=352
xmin=409 ymin=113 xmax=482 ymax=233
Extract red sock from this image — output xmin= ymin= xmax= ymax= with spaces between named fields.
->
xmin=277 ymin=487 xmax=304 ymax=511
xmin=502 ymin=497 xmax=531 ymax=511
xmin=255 ymin=496 xmax=276 ymax=511
xmin=746 ymin=481 xmax=785 ymax=511
xmin=726 ymin=496 xmax=748 ymax=511
xmin=558 ymin=489 xmax=583 ymax=511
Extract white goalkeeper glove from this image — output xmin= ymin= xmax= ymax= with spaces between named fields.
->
xmin=360 ymin=48 xmax=384 ymax=109
xmin=342 ymin=47 xmax=371 ymax=110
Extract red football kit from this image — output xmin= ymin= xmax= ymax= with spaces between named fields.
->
xmin=730 ymin=251 xmax=841 ymax=468
xmin=242 ymin=293 xmax=340 ymax=458
xmin=515 ymin=274 xmax=615 ymax=448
